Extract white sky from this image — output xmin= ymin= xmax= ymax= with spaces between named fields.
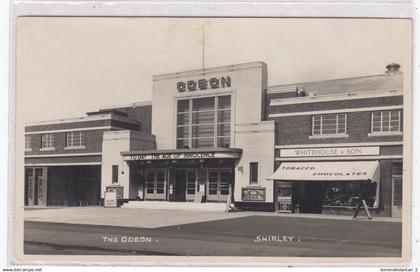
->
xmin=16 ymin=17 xmax=411 ymax=122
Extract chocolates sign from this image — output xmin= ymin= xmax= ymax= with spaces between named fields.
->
xmin=177 ymin=76 xmax=231 ymax=92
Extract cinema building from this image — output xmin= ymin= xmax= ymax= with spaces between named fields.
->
xmin=24 ymin=62 xmax=405 ymax=217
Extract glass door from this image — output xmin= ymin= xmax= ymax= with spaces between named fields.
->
xmin=207 ymin=169 xmax=233 ymax=202
xmin=144 ymin=170 xmax=167 ymax=200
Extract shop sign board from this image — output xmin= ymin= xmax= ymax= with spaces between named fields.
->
xmin=104 ymin=191 xmax=117 ymax=208
xmin=242 ymin=188 xmax=266 ymax=202
xmin=106 ymin=186 xmax=124 ymax=199
xmin=279 ymin=146 xmax=380 ymax=158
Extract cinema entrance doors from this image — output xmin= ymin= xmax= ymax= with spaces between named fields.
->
xmin=123 ymin=148 xmax=242 ymax=203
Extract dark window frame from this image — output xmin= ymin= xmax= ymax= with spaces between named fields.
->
xmin=249 ymin=162 xmax=259 ymax=184
xmin=112 ymin=165 xmax=119 ymax=184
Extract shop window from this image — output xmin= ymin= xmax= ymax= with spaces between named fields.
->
xmin=249 ymin=162 xmax=258 ymax=184
xmin=176 ymin=95 xmax=231 ymax=149
xmin=323 ymin=182 xmax=377 ymax=208
xmin=312 ymin=113 xmax=347 ymax=136
xmin=25 ymin=135 xmax=32 ymax=151
xmin=371 ymin=110 xmax=402 ymax=134
xmin=112 ymin=165 xmax=118 ymax=184
xmin=40 ymin=133 xmax=55 ymax=149
xmin=66 ymin=131 xmax=85 ymax=148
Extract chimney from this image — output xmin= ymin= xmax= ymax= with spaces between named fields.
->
xmin=296 ymin=86 xmax=306 ymax=97
xmin=385 ymin=63 xmax=401 ymax=76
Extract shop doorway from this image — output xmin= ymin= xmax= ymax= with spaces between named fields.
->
xmin=295 ymin=182 xmax=323 ymax=214
xmin=174 ymin=170 xmax=187 ymax=202
xmin=392 ymin=177 xmax=402 ymax=218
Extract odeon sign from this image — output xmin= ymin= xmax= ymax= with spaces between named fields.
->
xmin=177 ymin=76 xmax=231 ymax=92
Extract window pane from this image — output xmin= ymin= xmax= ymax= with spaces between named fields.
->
xmin=217 ymin=137 xmax=230 ymax=148
xmin=186 ymin=171 xmax=196 ymax=194
xmin=192 ymin=97 xmax=214 ymax=111
xmin=156 ymin=172 xmax=165 ymax=194
xmin=323 ymin=182 xmax=377 ymax=207
xmin=208 ymin=171 xmax=218 ymax=195
xmin=218 ymin=96 xmax=231 ymax=109
xmin=192 ymin=111 xmax=214 ymax=124
xmin=25 ymin=136 xmax=31 ymax=149
xmin=217 ymin=110 xmax=231 ymax=123
xmin=177 ymin=113 xmax=189 ymax=126
xmin=192 ymin=125 xmax=214 ymax=138
xmin=192 ymin=138 xmax=214 ymax=148
xmin=220 ymin=171 xmax=232 ymax=195
xmin=146 ymin=173 xmax=155 ymax=194
xmin=392 ymin=161 xmax=403 ymax=176
xmin=41 ymin=134 xmax=54 ymax=148
xmin=112 ymin=165 xmax=118 ymax=184
xmin=250 ymin=162 xmax=258 ymax=184
xmin=313 ymin=116 xmax=321 ymax=135
xmin=177 ymin=100 xmax=189 ymax=113
xmin=177 ymin=139 xmax=190 ymax=149
xmin=382 ymin=112 xmax=390 ymax=132
xmin=393 ymin=177 xmax=403 ymax=206
xmin=177 ymin=96 xmax=231 ymax=149
xmin=217 ymin=124 xmax=230 ymax=137
xmin=177 ymin=126 xmax=189 ymax=139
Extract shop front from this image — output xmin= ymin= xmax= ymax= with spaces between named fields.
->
xmin=122 ymin=148 xmax=241 ymax=203
xmin=269 ymin=161 xmax=380 ymax=215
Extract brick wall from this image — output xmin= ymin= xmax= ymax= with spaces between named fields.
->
xmin=26 ymin=129 xmax=107 ymax=155
xmin=113 ymin=105 xmax=152 ymax=134
xmin=25 ymin=119 xmax=112 ymax=132
xmin=274 ymin=111 xmax=403 ymax=146
xmin=25 ymin=155 xmax=102 ymax=164
xmin=268 ymin=95 xmax=403 ymax=115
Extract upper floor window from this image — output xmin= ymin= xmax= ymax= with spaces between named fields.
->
xmin=41 ymin=134 xmax=54 ymax=150
xmin=66 ymin=131 xmax=85 ymax=148
xmin=312 ymin=113 xmax=347 ymax=137
xmin=176 ymin=95 xmax=231 ymax=149
xmin=25 ymin=135 xmax=32 ymax=151
xmin=371 ymin=110 xmax=402 ymax=134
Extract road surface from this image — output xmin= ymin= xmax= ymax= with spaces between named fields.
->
xmin=24 ymin=215 xmax=402 ymax=257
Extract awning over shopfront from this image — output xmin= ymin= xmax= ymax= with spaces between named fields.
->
xmin=268 ymin=161 xmax=380 ymax=183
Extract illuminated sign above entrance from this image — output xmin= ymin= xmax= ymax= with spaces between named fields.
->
xmin=177 ymin=76 xmax=231 ymax=92
xmin=122 ymin=149 xmax=242 ymax=161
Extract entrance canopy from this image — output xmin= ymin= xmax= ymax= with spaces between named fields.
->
xmin=268 ymin=161 xmax=380 ymax=183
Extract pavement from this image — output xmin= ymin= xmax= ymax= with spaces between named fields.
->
xmin=24 ymin=206 xmax=401 ymax=229
xmin=24 ymin=207 xmax=255 ymax=228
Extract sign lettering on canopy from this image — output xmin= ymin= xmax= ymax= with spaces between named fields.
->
xmin=124 ymin=151 xmax=240 ymax=161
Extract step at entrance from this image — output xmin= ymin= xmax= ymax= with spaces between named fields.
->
xmin=121 ymin=201 xmax=226 ymax=212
